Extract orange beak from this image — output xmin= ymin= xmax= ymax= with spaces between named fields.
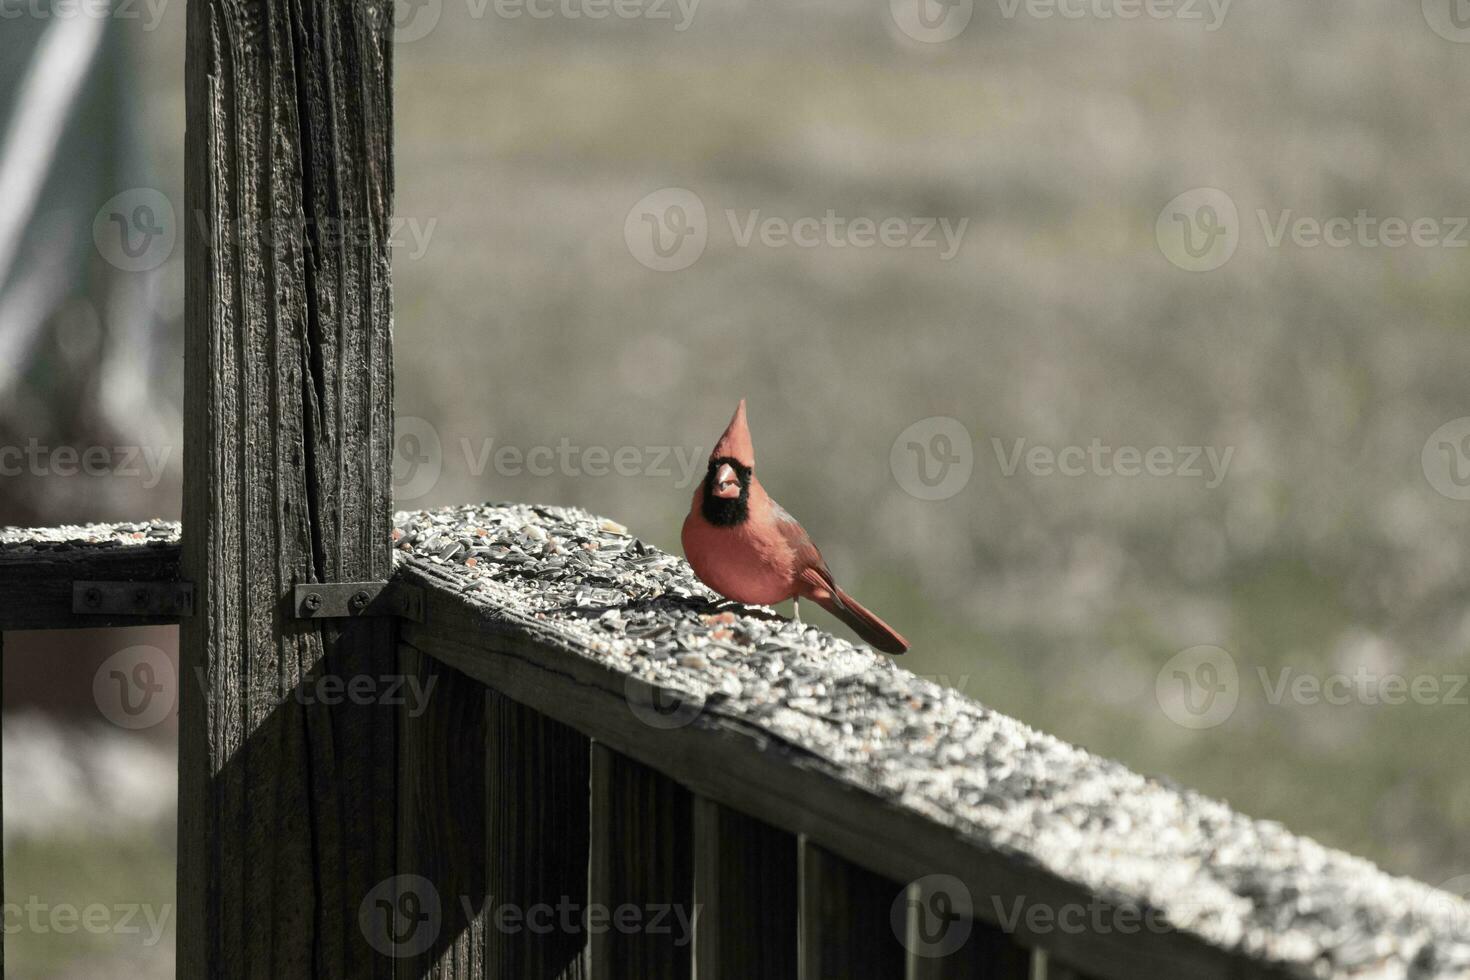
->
xmin=713 ymin=462 xmax=740 ymax=499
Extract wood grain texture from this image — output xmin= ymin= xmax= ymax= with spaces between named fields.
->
xmin=904 ymin=879 xmax=1033 ymax=980
xmin=397 ymin=645 xmax=487 ymax=977
xmin=179 ymin=0 xmax=396 ymax=975
xmin=485 ymin=688 xmax=591 ymax=980
xmin=0 ymin=524 xmax=181 ymax=629
xmin=1043 ymin=958 xmax=1094 ymax=980
xmin=692 ymin=795 xmax=798 ymax=980
xmin=799 ymin=838 xmax=906 ymax=980
xmin=589 ymin=743 xmax=694 ymax=980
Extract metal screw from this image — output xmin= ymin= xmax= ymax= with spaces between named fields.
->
xmin=303 ymin=592 xmax=322 ymax=613
xmin=349 ymin=590 xmax=371 ymax=613
xmin=84 ymin=587 xmax=102 ymax=608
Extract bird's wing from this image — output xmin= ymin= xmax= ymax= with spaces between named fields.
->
xmin=772 ymin=502 xmax=836 ymax=588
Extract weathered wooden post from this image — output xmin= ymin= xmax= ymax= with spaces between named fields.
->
xmin=178 ymin=1 xmax=396 ymax=976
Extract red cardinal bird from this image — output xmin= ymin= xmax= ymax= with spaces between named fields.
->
xmin=682 ymin=400 xmax=909 ymax=655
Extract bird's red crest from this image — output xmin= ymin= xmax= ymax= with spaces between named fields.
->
xmin=710 ymin=399 xmax=755 ymax=468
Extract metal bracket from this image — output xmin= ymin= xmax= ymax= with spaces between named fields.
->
xmin=73 ymin=581 xmax=195 ymax=617
xmin=292 ymin=581 xmax=425 ymax=623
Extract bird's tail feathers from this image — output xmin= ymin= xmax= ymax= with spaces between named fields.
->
xmin=819 ymin=587 xmax=909 ymax=655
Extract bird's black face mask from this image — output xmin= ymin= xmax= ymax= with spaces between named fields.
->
xmin=701 ymin=456 xmax=751 ymax=527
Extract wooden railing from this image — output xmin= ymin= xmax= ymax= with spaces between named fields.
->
xmin=4 ymin=511 xmax=1468 ymax=979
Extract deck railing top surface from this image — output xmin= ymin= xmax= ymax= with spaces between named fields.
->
xmin=390 ymin=502 xmax=1470 ymax=980
xmin=0 ymin=520 xmax=182 ymax=550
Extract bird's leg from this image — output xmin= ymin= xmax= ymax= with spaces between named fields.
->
xmin=793 ymin=597 xmax=802 ymax=624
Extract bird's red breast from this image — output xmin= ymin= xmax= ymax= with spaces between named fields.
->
xmin=681 ymin=400 xmax=909 ymax=654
